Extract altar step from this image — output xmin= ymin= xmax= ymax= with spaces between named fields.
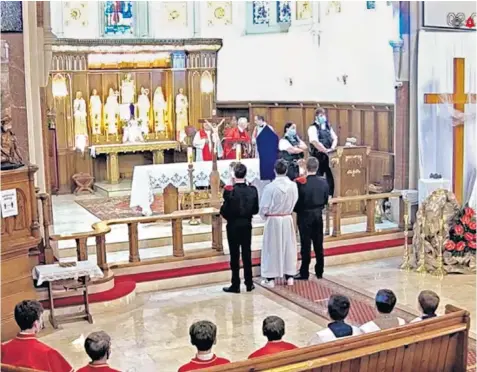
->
xmin=94 ymin=179 xmax=190 ymax=197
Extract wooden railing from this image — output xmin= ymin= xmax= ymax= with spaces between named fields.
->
xmin=41 ymin=192 xmax=407 ymax=272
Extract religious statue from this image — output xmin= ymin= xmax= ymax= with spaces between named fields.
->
xmin=1 ymin=111 xmax=23 ymax=170
xmin=73 ymin=91 xmax=88 ymax=152
xmin=104 ymin=88 xmax=119 ymax=135
xmin=122 ymin=118 xmax=144 ymax=144
xmin=121 ymin=73 xmax=135 ymax=104
xmin=137 ymin=86 xmax=151 ymax=135
xmin=89 ymin=89 xmax=102 ymax=135
xmin=153 ymin=86 xmax=167 ymax=133
xmin=175 ymin=88 xmax=189 ymax=143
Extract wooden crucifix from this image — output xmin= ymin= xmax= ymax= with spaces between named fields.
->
xmin=424 ymin=57 xmax=476 ymax=204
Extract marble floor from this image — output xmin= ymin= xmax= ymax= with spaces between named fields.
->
xmin=39 ymin=284 xmax=323 ymax=372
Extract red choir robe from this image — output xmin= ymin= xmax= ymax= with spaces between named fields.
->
xmin=194 ymin=129 xmax=213 ymax=161
xmin=77 ymin=363 xmax=121 ymax=372
xmin=178 ymin=354 xmax=230 ymax=371
xmin=248 ymin=341 xmax=298 ymax=359
xmin=223 ymin=127 xmax=251 ymax=159
xmin=1 ymin=333 xmax=73 ymax=372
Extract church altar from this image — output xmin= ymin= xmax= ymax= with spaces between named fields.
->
xmin=130 ymin=158 xmax=260 ymax=213
xmin=90 ymin=141 xmax=177 ymax=184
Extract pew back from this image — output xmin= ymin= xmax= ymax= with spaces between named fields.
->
xmin=207 ymin=305 xmax=470 ymax=372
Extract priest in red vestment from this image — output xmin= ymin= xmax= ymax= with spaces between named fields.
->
xmin=223 ymin=117 xmax=251 ymax=159
xmin=1 ymin=300 xmax=73 ymax=372
xmin=77 ymin=331 xmax=120 ymax=372
xmin=248 ymin=316 xmax=298 ymax=359
xmin=178 ymin=320 xmax=230 ymax=371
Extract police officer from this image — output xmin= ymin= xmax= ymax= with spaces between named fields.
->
xmin=220 ymin=163 xmax=259 ymax=293
xmin=293 ymin=157 xmax=329 ymax=280
xmin=308 ymin=109 xmax=336 ymax=196
xmin=278 ymin=122 xmax=307 ymax=180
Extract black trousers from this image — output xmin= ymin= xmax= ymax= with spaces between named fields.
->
xmin=297 ymin=210 xmax=324 ymax=278
xmin=226 ymin=221 xmax=253 ymax=288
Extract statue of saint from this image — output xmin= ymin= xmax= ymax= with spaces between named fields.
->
xmin=122 ymin=118 xmax=144 ymax=144
xmin=1 ymin=111 xmax=23 ymax=170
xmin=104 ymin=88 xmax=119 ymax=134
xmin=137 ymin=86 xmax=151 ymax=135
xmin=89 ymin=89 xmax=102 ymax=135
xmin=121 ymin=73 xmax=135 ymax=104
xmin=175 ymin=88 xmax=188 ymax=142
xmin=153 ymin=86 xmax=167 ymax=133
xmin=73 ymin=91 xmax=88 ymax=151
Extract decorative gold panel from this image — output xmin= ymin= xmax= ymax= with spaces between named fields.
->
xmin=296 ymin=1 xmax=312 ymax=20
xmin=161 ymin=2 xmax=188 ymax=27
xmin=207 ymin=1 xmax=232 ymax=26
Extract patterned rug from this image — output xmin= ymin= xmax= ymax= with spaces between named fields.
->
xmin=76 ymin=195 xmax=165 ymax=220
xmin=255 ymin=277 xmax=476 ymax=371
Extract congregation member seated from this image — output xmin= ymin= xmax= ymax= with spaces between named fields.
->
xmin=1 ymin=300 xmax=73 ymax=372
xmin=248 ymin=316 xmax=297 ymax=359
xmin=178 ymin=320 xmax=230 ymax=371
xmin=360 ymin=289 xmax=406 ymax=333
xmin=411 ymin=290 xmax=440 ymax=323
xmin=77 ymin=331 xmax=119 ymax=372
xmin=308 ymin=295 xmax=362 ymax=345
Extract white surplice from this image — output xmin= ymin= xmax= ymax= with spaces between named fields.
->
xmin=259 ymin=175 xmax=298 ymax=278
xmin=308 ymin=326 xmax=362 ymax=345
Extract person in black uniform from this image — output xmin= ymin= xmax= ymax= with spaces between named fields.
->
xmin=293 ymin=157 xmax=329 ymax=280
xmin=307 ymin=109 xmax=336 ymax=196
xmin=220 ymin=163 xmax=259 ymax=293
xmin=278 ymin=122 xmax=307 ymax=180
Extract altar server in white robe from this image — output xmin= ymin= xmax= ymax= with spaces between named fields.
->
xmin=360 ymin=289 xmax=406 ymax=333
xmin=259 ymin=159 xmax=299 ymax=288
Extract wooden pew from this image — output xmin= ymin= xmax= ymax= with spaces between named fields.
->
xmin=207 ymin=305 xmax=470 ymax=372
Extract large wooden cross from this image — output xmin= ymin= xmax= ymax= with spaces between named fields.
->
xmin=424 ymin=57 xmax=476 ymax=203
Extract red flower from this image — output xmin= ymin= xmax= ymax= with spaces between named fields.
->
xmin=444 ymin=240 xmax=456 ymax=251
xmin=464 ymin=207 xmax=475 ymax=217
xmin=469 ymin=240 xmax=477 ymax=250
xmin=454 ymin=224 xmax=465 ymax=235
xmin=461 ymin=215 xmax=471 ymax=226
xmin=464 ymin=232 xmax=475 ymax=242
xmin=456 ymin=241 xmax=466 ymax=252
xmin=469 ymin=221 xmax=477 ymax=232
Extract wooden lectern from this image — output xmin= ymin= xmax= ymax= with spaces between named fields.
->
xmin=1 ymin=165 xmax=41 ymax=341
xmin=328 ymin=146 xmax=370 ymax=216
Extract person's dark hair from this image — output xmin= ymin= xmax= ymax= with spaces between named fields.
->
xmin=315 ymin=108 xmax=326 ymax=116
xmin=189 ymin=321 xmax=217 ymax=351
xmin=84 ymin=331 xmax=111 ymax=361
xmin=306 ymin=157 xmax=319 ymax=173
xmin=256 ymin=115 xmax=265 ymax=122
xmin=418 ymin=290 xmax=440 ymax=315
xmin=328 ymin=295 xmax=350 ymax=321
xmin=234 ymin=163 xmax=247 ymax=179
xmin=274 ymin=159 xmax=288 ymax=175
xmin=283 ymin=122 xmax=294 ymax=135
xmin=375 ymin=289 xmax=397 ymax=314
xmin=262 ymin=316 xmax=285 ymax=341
xmin=14 ymin=300 xmax=43 ymax=331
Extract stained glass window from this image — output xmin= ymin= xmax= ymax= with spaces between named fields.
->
xmin=366 ymin=1 xmax=376 ymax=10
xmin=277 ymin=1 xmax=291 ymax=23
xmin=104 ymin=1 xmax=134 ymax=35
xmin=252 ymin=1 xmax=270 ymax=25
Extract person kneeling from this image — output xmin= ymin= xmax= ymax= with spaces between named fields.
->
xmin=411 ymin=290 xmax=440 ymax=323
xmin=249 ymin=316 xmax=297 ymax=359
xmin=178 ymin=321 xmax=230 ymax=371
xmin=77 ymin=331 xmax=119 ymax=372
xmin=360 ymin=289 xmax=406 ymax=333
xmin=309 ymin=295 xmax=361 ymax=345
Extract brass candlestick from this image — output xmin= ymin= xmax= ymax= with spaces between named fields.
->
xmin=415 ymin=227 xmax=427 ymax=274
xmin=188 ymin=162 xmax=200 ymax=226
xmin=432 ymin=215 xmax=447 ymax=279
xmin=400 ymin=199 xmax=412 ymax=271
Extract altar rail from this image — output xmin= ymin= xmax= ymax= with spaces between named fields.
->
xmin=43 ymin=193 xmax=406 ymax=271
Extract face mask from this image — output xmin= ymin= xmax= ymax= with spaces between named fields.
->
xmin=287 ymin=128 xmax=296 ymax=136
xmin=318 ymin=116 xmax=326 ymax=124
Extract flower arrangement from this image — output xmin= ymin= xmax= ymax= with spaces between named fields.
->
xmin=444 ymin=206 xmax=476 ymax=254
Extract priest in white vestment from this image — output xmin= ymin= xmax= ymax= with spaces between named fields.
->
xmin=259 ymin=159 xmax=298 ymax=288
xmin=360 ymin=289 xmax=406 ymax=333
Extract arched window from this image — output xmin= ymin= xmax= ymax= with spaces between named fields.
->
xmin=246 ymin=1 xmax=291 ymax=34
xmin=101 ymin=1 xmax=149 ymax=37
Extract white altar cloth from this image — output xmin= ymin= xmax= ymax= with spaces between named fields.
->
xmin=130 ymin=158 xmax=260 ymax=214
xmin=418 ymin=178 xmax=452 ymax=204
xmin=33 ymin=261 xmax=104 ymax=286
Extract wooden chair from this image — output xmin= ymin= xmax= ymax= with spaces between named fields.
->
xmin=72 ymin=172 xmax=94 ymax=195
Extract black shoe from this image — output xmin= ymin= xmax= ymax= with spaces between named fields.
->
xmin=293 ymin=274 xmax=309 ymax=280
xmin=223 ymin=286 xmax=240 ymax=294
xmin=246 ymin=284 xmax=255 ymax=292
xmin=315 ymin=273 xmax=323 ymax=279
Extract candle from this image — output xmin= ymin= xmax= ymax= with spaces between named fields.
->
xmin=236 ymin=144 xmax=241 ymax=161
xmin=187 ymin=147 xmax=193 ymax=164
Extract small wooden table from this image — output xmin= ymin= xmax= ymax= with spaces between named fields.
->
xmin=33 ymin=262 xmax=104 ymax=329
xmin=90 ymin=141 xmax=178 ymax=184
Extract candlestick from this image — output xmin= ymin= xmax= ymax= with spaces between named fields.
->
xmin=236 ymin=144 xmax=241 ymax=161
xmin=187 ymin=147 xmax=193 ymax=164
xmin=400 ymin=199 xmax=412 ymax=271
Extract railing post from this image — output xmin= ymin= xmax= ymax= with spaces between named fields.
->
xmin=212 ymin=213 xmax=223 ymax=253
xmin=398 ymin=195 xmax=405 ymax=230
xmin=366 ymin=199 xmax=376 ymax=233
xmin=172 ymin=218 xmax=184 ymax=257
xmin=332 ymin=204 xmax=342 ymax=237
xmin=325 ymin=204 xmax=330 ymax=236
xmin=95 ymin=234 xmax=108 ymax=272
xmin=76 ymin=237 xmax=88 ymax=261
xmin=128 ymin=222 xmax=140 ymax=263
